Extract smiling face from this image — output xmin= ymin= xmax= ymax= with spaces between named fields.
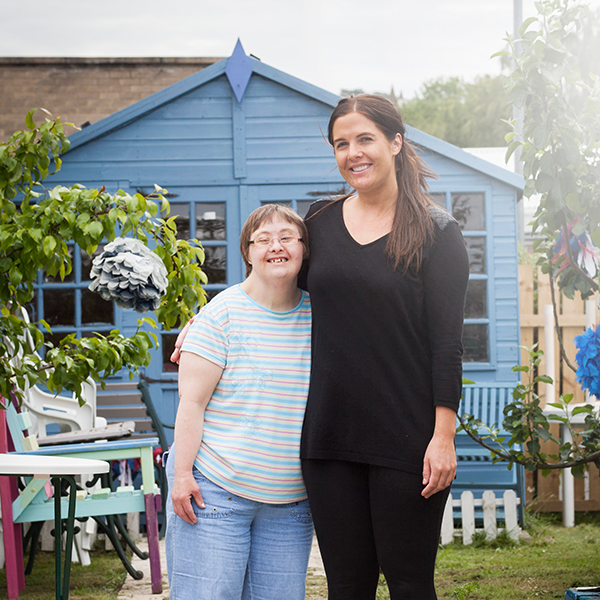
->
xmin=331 ymin=111 xmax=402 ymax=197
xmin=245 ymin=217 xmax=306 ymax=286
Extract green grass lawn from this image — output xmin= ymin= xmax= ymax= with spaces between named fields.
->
xmin=1 ymin=513 xmax=598 ymax=600
xmin=0 ymin=549 xmax=126 ymax=600
xmin=308 ymin=512 xmax=600 ymax=600
xmin=434 ymin=512 xmax=600 ymax=599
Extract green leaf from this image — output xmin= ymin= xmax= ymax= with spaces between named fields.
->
xmin=43 ymin=236 xmax=57 ymax=257
xmin=9 ymin=265 xmax=22 ymax=286
xmin=25 ymin=109 xmax=37 ymax=130
xmin=572 ymin=405 xmax=593 ymax=416
xmin=88 ymin=220 xmax=104 ymax=240
xmin=535 ymin=172 xmax=554 ymax=193
xmin=505 ymin=140 xmax=522 ymax=163
xmin=519 ymin=16 xmax=538 ymax=36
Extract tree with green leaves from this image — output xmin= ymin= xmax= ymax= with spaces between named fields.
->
xmin=461 ymin=0 xmax=600 ymax=478
xmin=0 ymin=110 xmax=207 ymax=404
xmin=401 ymin=75 xmax=511 ymax=147
xmin=503 ymin=0 xmax=600 ymax=300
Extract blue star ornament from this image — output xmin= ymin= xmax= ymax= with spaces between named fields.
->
xmin=226 ymin=39 xmax=253 ymax=103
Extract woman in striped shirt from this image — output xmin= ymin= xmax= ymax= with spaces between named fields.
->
xmin=165 ymin=204 xmax=313 ymax=600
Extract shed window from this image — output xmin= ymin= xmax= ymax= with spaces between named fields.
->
xmin=203 ymin=246 xmax=227 ymax=284
xmin=196 ymin=203 xmax=226 ymax=240
xmin=162 ymin=200 xmax=229 ymax=373
xmin=35 ymin=243 xmax=114 ymax=351
xmin=464 ymin=237 xmax=486 ymax=274
xmin=433 ymin=192 xmax=489 ymax=364
xmin=452 ymin=193 xmax=488 ymax=363
xmin=452 ymin=193 xmax=485 ymax=230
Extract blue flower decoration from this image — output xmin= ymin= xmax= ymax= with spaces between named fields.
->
xmin=575 ymin=326 xmax=600 ymax=397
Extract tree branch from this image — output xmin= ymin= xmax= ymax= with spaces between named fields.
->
xmin=547 ymin=258 xmax=578 ymax=373
xmin=457 ymin=415 xmax=600 ymax=471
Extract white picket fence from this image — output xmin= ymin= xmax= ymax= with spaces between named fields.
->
xmin=441 ymin=490 xmax=521 ymax=545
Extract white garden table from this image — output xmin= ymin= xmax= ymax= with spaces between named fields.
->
xmin=0 ymin=453 xmax=109 ymax=600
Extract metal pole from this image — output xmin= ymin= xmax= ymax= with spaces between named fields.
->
xmin=514 ymin=0 xmax=526 ymax=243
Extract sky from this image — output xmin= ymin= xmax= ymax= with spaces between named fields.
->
xmin=2 ymin=0 xmax=599 ymax=99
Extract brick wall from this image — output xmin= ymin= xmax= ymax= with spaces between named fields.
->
xmin=0 ymin=57 xmax=222 ymax=140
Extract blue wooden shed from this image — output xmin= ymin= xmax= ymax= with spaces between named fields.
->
xmin=34 ymin=43 xmax=525 ymax=502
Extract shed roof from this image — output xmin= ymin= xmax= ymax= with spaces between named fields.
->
xmin=68 ymin=48 xmax=524 ymax=192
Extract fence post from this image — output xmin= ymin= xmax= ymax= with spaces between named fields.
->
xmin=440 ymin=493 xmax=454 ymax=546
xmin=461 ymin=491 xmax=475 ymax=545
xmin=482 ymin=490 xmax=497 ymax=541
xmin=504 ymin=490 xmax=520 ymax=541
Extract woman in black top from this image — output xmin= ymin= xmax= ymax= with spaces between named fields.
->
xmin=300 ymin=95 xmax=469 ymax=600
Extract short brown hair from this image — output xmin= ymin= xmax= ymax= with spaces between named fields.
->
xmin=239 ymin=204 xmax=309 ymax=277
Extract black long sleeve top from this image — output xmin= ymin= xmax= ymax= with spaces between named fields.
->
xmin=300 ymin=198 xmax=470 ymax=474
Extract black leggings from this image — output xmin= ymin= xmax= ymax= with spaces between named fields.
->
xmin=301 ymin=459 xmax=449 ymax=600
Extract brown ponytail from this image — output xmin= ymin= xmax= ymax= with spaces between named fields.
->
xmin=328 ymin=94 xmax=436 ymax=271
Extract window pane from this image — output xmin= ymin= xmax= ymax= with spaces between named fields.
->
xmin=462 ymin=324 xmax=489 ymax=363
xmin=465 ymin=280 xmax=487 ymax=319
xmin=464 ymin=237 xmax=486 ymax=274
xmin=162 ymin=333 xmax=179 ymax=373
xmin=169 ymin=204 xmax=191 ymax=240
xmin=44 ymin=289 xmax=75 ymax=326
xmin=296 ymin=200 xmax=314 ymax=219
xmin=452 ymin=193 xmax=485 ymax=230
xmin=430 ymin=193 xmax=446 ymax=208
xmin=44 ymin=331 xmax=74 ymax=350
xmin=81 ymin=245 xmax=105 ymax=281
xmin=24 ymin=294 xmax=38 ymax=323
xmin=203 ymin=246 xmax=227 ymax=284
xmin=81 ymin=289 xmax=114 ymax=325
xmin=206 ymin=289 xmax=223 ymax=303
xmin=44 ymin=246 xmax=74 ymax=283
xmin=196 ymin=203 xmax=226 ymax=240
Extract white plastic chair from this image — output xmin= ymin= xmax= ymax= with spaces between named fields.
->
xmin=8 ymin=306 xmax=107 ymax=439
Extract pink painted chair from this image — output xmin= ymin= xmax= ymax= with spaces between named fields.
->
xmin=0 ymin=406 xmax=26 ymax=599
xmin=0 ymin=396 xmax=163 ymax=596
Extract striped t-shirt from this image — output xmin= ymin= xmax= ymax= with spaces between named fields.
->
xmin=180 ymin=284 xmax=312 ymax=503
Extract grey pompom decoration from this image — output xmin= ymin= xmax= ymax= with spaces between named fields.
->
xmin=89 ymin=237 xmax=168 ymax=312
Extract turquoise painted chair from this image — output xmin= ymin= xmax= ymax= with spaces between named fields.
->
xmin=0 ymin=395 xmax=163 ymax=597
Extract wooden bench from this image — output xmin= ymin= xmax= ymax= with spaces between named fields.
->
xmin=453 ymin=383 xmax=525 ymax=524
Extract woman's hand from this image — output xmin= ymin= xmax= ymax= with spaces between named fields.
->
xmin=170 ymin=318 xmax=194 ymax=365
xmin=421 ymin=406 xmax=457 ymax=499
xmin=171 ymin=471 xmax=205 ymax=524
xmin=421 ymin=434 xmax=456 ymax=498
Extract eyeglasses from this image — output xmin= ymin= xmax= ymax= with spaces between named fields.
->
xmin=249 ymin=236 xmax=303 ymax=247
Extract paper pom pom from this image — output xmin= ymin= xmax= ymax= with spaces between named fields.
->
xmin=89 ymin=238 xmax=168 ymax=313
xmin=575 ymin=325 xmax=600 ymax=397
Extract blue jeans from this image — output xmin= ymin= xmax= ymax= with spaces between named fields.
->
xmin=165 ymin=449 xmax=314 ymax=600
